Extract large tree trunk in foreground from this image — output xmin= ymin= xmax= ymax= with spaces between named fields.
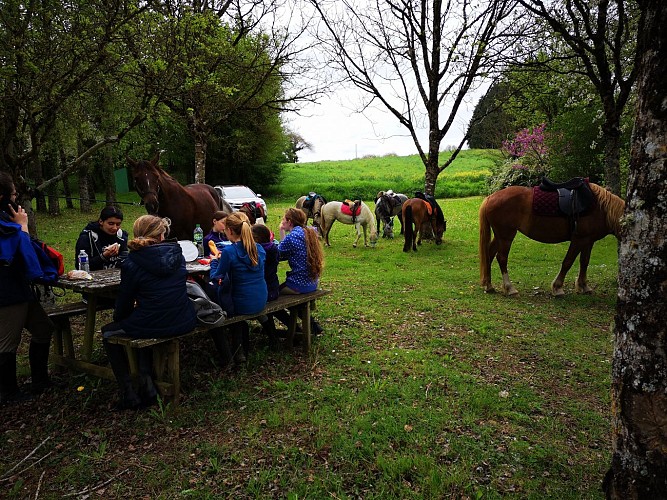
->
xmin=604 ymin=1 xmax=667 ymax=497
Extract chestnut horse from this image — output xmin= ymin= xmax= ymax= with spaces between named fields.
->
xmin=479 ymin=182 xmax=624 ymax=296
xmin=239 ymin=202 xmax=267 ymax=224
xmin=402 ymin=197 xmax=447 ymax=252
xmin=127 ymin=154 xmax=232 ymax=240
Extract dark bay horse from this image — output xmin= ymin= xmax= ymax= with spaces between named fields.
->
xmin=402 ymin=197 xmax=447 ymax=252
xmin=375 ymin=191 xmax=407 ymax=238
xmin=479 ymin=182 xmax=624 ymax=296
xmin=295 ymin=194 xmax=327 ymax=234
xmin=127 ymin=154 xmax=232 ymax=240
xmin=239 ymin=201 xmax=267 ymax=224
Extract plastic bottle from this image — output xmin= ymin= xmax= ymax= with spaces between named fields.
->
xmin=78 ymin=249 xmax=90 ymax=272
xmin=193 ymin=224 xmax=204 ymax=258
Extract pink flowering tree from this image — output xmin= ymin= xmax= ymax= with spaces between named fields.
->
xmin=488 ymin=124 xmax=551 ymax=191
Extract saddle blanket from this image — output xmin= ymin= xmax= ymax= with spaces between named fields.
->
xmin=340 ymin=204 xmax=361 ymax=216
xmin=532 ymin=187 xmax=560 ymax=216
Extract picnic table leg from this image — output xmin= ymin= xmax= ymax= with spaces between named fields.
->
xmin=286 ymin=307 xmax=299 ymax=348
xmin=81 ymin=295 xmax=98 ymax=361
xmin=300 ymin=302 xmax=311 ymax=353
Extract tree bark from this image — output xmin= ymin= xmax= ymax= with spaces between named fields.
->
xmin=604 ymin=1 xmax=667 ymax=497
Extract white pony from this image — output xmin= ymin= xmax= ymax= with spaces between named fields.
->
xmin=320 ymin=201 xmax=378 ymax=248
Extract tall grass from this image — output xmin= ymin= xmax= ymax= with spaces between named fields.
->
xmin=1 ymin=155 xmax=617 ymax=498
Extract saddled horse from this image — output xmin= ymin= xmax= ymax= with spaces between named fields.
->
xmin=479 ymin=182 xmax=624 ymax=296
xmin=319 ymin=200 xmax=378 ymax=248
xmin=127 ymin=153 xmax=232 ymax=240
xmin=402 ymin=197 xmax=447 ymax=252
xmin=238 ymin=201 xmax=267 ymax=225
xmin=295 ymin=193 xmax=327 ymax=234
xmin=375 ymin=191 xmax=408 ymax=238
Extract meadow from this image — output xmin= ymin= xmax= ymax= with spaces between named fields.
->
xmin=0 ymin=153 xmax=617 ymax=498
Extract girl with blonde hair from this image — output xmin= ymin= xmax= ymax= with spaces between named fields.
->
xmin=209 ymin=212 xmax=267 ymax=367
xmin=102 ymin=215 xmax=196 ymax=410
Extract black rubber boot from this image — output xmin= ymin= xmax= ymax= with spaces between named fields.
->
xmin=0 ymin=352 xmax=33 ymax=405
xmin=103 ymin=341 xmax=141 ymax=410
xmin=310 ymin=318 xmax=324 ymax=336
xmin=232 ymin=324 xmax=247 ymax=364
xmin=137 ymin=348 xmax=158 ymax=408
xmin=210 ymin=327 xmax=234 ymax=369
xmin=260 ymin=315 xmax=278 ymax=348
xmin=29 ymin=341 xmax=62 ymax=394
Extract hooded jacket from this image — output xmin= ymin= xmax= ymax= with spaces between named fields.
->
xmin=113 ymin=241 xmax=196 ymax=338
xmin=75 ymin=221 xmax=128 ymax=271
xmin=209 ymin=241 xmax=267 ymax=315
xmin=0 ymin=213 xmax=40 ymax=306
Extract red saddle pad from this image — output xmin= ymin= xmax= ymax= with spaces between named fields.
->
xmin=340 ymin=204 xmax=362 ymax=216
xmin=532 ymin=187 xmax=560 ymax=216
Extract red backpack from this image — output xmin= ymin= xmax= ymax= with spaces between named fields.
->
xmin=31 ymin=238 xmax=65 ymax=284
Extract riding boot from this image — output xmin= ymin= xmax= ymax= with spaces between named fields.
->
xmin=0 ymin=352 xmax=33 ymax=405
xmin=232 ymin=324 xmax=247 ymax=364
xmin=210 ymin=327 xmax=234 ymax=369
xmin=260 ymin=315 xmax=278 ymax=348
xmin=29 ymin=341 xmax=62 ymax=394
xmin=310 ymin=318 xmax=324 ymax=336
xmin=137 ymin=348 xmax=158 ymax=407
xmin=103 ymin=340 xmax=141 ymax=410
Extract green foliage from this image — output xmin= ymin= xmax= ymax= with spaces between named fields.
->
xmin=466 ymin=82 xmax=516 ymax=149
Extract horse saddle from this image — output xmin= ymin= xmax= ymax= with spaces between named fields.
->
xmin=341 ymin=199 xmax=362 ymax=217
xmin=414 ymin=191 xmax=436 ymax=217
xmin=534 ymin=177 xmax=594 ymax=216
xmin=303 ymin=193 xmax=325 ymax=212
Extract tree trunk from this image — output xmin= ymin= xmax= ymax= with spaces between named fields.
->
xmin=604 ymin=1 xmax=667 ymax=497
xmin=602 ymin=115 xmax=622 ymax=196
xmin=192 ymin=113 xmax=208 ymax=184
xmin=104 ymin=146 xmax=116 ymax=204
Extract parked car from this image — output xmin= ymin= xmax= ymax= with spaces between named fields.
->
xmin=214 ymin=185 xmax=268 ymax=218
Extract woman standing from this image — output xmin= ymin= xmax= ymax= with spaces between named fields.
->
xmin=277 ymin=208 xmax=325 ymax=334
xmin=209 ymin=212 xmax=267 ymax=367
xmin=101 ymin=215 xmax=196 ymax=410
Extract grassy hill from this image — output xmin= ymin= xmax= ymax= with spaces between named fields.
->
xmin=271 ymin=149 xmax=501 ymax=201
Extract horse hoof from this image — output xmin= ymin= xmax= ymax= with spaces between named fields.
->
xmin=483 ymin=287 xmax=496 ymax=294
xmin=552 ymin=288 xmax=565 ymax=297
xmin=505 ymin=287 xmax=519 ymax=296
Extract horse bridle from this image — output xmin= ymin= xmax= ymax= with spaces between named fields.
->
xmin=134 ymin=171 xmax=161 ymax=212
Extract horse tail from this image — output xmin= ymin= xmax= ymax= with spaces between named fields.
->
xmin=479 ymin=197 xmax=492 ymax=286
xmin=403 ymin=204 xmax=414 ymax=252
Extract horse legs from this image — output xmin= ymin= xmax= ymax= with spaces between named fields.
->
xmin=322 ymin=218 xmax=334 ymax=247
xmin=482 ymin=236 xmax=500 ymax=293
xmin=495 ymin=236 xmax=519 ymax=296
xmin=398 ymin=214 xmax=404 ymax=235
xmin=574 ymin=244 xmax=594 ymax=294
xmin=353 ymin=223 xmax=361 ymax=248
xmin=551 ymin=241 xmax=582 ymax=296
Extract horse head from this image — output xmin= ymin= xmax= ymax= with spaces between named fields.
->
xmin=382 ymin=217 xmax=394 ymax=239
xmin=127 ymin=152 xmax=162 ymax=215
xmin=432 ymin=204 xmax=447 ymax=245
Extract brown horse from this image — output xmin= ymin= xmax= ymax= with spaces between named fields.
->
xmin=238 ymin=201 xmax=267 ymax=224
xmin=127 ymin=153 xmax=232 ymax=240
xmin=402 ymin=197 xmax=447 ymax=252
xmin=479 ymin=182 xmax=624 ymax=296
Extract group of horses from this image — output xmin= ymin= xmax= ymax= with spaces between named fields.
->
xmin=127 ymin=154 xmax=626 ymax=297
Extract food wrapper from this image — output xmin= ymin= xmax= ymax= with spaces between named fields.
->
xmin=66 ymin=270 xmax=93 ymax=280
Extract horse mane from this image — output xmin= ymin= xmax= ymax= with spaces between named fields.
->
xmin=433 ymin=199 xmax=446 ymax=225
xmin=590 ymin=183 xmax=625 ymax=236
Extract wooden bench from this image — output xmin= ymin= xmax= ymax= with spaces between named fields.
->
xmin=105 ymin=289 xmax=330 ymax=404
xmin=45 ymin=300 xmax=115 ymax=369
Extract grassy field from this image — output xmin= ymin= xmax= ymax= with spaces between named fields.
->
xmin=0 ymin=157 xmax=617 ymax=498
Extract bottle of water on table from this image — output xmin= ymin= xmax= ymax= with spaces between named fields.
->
xmin=193 ymin=224 xmax=204 ymax=258
xmin=78 ymin=249 xmax=90 ymax=272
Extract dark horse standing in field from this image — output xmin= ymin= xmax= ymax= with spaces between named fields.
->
xmin=375 ymin=191 xmax=408 ymax=238
xmin=479 ymin=181 xmax=624 ymax=296
xmin=127 ymin=153 xmax=232 ymax=240
xmin=238 ymin=202 xmax=267 ymax=225
xmin=295 ymin=193 xmax=327 ymax=234
xmin=402 ymin=196 xmax=447 ymax=252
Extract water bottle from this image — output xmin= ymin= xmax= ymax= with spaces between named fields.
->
xmin=78 ymin=249 xmax=90 ymax=272
xmin=193 ymin=224 xmax=204 ymax=258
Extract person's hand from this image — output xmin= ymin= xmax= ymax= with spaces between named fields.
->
xmin=103 ymin=242 xmax=120 ymax=259
xmin=8 ymin=205 xmax=29 ymax=233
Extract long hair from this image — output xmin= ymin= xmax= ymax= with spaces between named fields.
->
xmin=225 ymin=212 xmax=259 ymax=266
xmin=128 ymin=215 xmax=170 ymax=250
xmin=284 ymin=208 xmax=324 ymax=280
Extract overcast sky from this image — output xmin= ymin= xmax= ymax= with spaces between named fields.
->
xmin=287 ymin=87 xmax=480 ymax=163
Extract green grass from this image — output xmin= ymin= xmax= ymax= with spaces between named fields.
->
xmin=0 ymin=155 xmax=617 ymax=498
xmin=272 ymin=149 xmax=501 ymax=201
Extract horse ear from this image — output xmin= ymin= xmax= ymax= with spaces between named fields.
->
xmin=151 ymin=151 xmax=161 ymax=165
xmin=126 ymin=156 xmax=137 ymax=169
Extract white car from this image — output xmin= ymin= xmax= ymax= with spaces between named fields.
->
xmin=214 ymin=185 xmax=268 ymax=219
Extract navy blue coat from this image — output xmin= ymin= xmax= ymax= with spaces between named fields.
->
xmin=114 ymin=241 xmax=196 ymax=338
